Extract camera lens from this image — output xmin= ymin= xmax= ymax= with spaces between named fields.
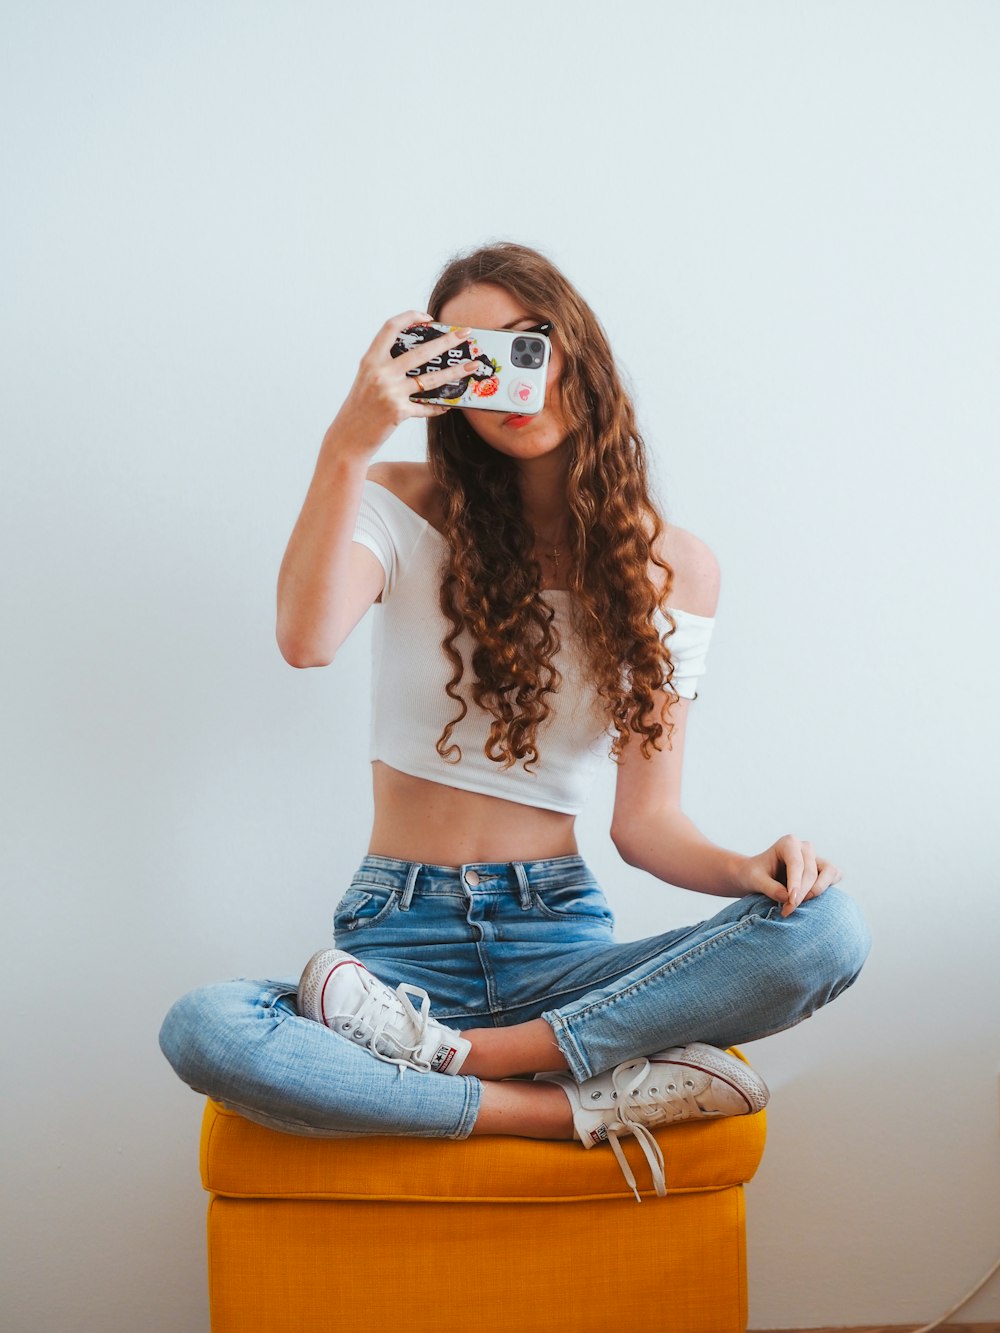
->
xmin=529 ymin=340 xmax=542 ymax=354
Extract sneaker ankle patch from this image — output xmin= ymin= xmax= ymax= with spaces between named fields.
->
xmin=589 ymin=1123 xmax=609 ymax=1145
xmin=430 ymin=1043 xmax=458 ymax=1073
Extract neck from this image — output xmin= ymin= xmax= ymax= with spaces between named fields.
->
xmin=515 ymin=445 xmax=572 ymax=538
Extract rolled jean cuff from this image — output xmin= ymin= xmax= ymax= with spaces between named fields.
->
xmin=540 ymin=1009 xmax=592 ymax=1083
xmin=451 ymin=1074 xmax=483 ymax=1138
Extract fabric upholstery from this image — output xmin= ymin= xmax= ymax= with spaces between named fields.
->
xmin=199 ymin=1048 xmax=766 ymax=1333
xmin=202 ymin=1099 xmax=765 ymax=1202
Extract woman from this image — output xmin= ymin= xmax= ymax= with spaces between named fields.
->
xmin=160 ymin=241 xmax=870 ymax=1200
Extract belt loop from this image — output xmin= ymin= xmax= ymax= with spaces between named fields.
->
xmin=513 ymin=861 xmax=532 ymax=910
xmin=400 ymin=862 xmax=420 ymax=911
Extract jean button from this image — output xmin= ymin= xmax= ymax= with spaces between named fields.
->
xmin=465 ymin=868 xmax=481 ymax=886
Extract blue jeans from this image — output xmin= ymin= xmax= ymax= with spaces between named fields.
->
xmin=159 ymin=853 xmax=870 ymax=1139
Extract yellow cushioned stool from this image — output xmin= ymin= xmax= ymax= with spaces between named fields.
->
xmin=199 ymin=1051 xmax=766 ymax=1333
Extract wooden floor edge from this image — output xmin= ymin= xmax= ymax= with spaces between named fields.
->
xmin=749 ymin=1324 xmax=1000 ymax=1332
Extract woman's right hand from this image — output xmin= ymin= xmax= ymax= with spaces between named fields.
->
xmin=329 ymin=309 xmax=474 ymax=454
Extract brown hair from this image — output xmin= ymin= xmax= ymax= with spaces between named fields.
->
xmin=425 ymin=240 xmax=683 ymax=773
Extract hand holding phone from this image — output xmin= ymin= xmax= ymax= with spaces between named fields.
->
xmin=330 ymin=312 xmax=476 ymax=455
xmin=390 ymin=321 xmax=552 ymax=415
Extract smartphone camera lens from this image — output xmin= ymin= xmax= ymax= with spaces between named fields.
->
xmin=512 ymin=335 xmax=545 ymax=369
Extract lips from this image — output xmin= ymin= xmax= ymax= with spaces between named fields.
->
xmin=503 ymin=413 xmax=533 ymax=428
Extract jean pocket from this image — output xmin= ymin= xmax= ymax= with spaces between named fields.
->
xmin=333 ymin=885 xmax=401 ymax=934
xmin=530 ymin=881 xmax=615 ymax=927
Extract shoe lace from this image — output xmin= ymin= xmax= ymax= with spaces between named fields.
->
xmin=353 ymin=977 xmax=436 ymax=1077
xmin=604 ymin=1059 xmax=671 ymax=1201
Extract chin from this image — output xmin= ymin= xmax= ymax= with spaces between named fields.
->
xmin=465 ymin=411 xmax=564 ymax=451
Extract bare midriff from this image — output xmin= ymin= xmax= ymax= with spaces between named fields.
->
xmin=367 ymin=759 xmax=580 ymax=867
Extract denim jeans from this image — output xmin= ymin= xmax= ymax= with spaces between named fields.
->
xmin=159 ymin=853 xmax=870 ymax=1140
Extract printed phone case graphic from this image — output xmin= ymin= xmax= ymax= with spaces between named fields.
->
xmin=389 ymin=322 xmax=548 ymax=414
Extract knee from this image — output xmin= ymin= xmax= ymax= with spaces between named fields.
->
xmin=786 ymin=885 xmax=871 ymax=999
xmin=158 ymin=979 xmax=266 ymax=1092
xmin=158 ymin=984 xmax=216 ymax=1089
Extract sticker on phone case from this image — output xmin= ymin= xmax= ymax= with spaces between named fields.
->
xmin=507 ymin=377 xmax=538 ymax=407
xmin=437 ymin=341 xmax=502 ymax=402
xmin=394 ymin=324 xmax=505 ymax=403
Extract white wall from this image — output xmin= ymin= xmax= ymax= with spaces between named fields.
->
xmin=3 ymin=3 xmax=998 ymax=1329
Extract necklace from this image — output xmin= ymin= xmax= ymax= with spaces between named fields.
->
xmin=534 ymin=529 xmax=569 ymax=582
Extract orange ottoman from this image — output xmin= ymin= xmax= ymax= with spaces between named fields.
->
xmin=199 ymin=1053 xmax=766 ymax=1333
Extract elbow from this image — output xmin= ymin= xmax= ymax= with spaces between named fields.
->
xmin=275 ymin=610 xmax=337 ymax=668
xmin=284 ymin=653 xmax=334 ymax=671
xmin=610 ymin=826 xmax=639 ymax=866
xmin=611 ymin=808 xmax=675 ymax=868
xmin=276 ymin=633 xmax=334 ymax=669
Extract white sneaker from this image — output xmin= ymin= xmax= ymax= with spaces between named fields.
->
xmin=536 ymin=1042 xmax=769 ymax=1201
xmin=297 ymin=948 xmax=471 ymax=1076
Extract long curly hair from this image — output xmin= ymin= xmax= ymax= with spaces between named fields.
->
xmin=425 ymin=240 xmax=684 ymax=773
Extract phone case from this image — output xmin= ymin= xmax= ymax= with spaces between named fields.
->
xmin=390 ymin=322 xmax=550 ymax=414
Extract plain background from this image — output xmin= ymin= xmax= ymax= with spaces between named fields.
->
xmin=3 ymin=2 xmax=998 ymax=1329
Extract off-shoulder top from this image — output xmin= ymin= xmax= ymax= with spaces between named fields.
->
xmin=352 ymin=480 xmax=715 ymax=815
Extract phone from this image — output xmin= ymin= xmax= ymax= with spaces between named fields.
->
xmin=390 ymin=321 xmax=552 ymax=414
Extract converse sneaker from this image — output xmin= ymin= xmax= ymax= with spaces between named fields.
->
xmin=297 ymin=948 xmax=471 ymax=1076
xmin=536 ymin=1042 xmax=769 ymax=1201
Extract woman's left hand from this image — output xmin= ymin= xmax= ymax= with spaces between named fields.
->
xmin=734 ymin=834 xmax=843 ymax=917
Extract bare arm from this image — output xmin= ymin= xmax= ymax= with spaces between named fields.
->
xmin=612 ymin=531 xmax=843 ymax=914
xmin=610 ymin=528 xmax=743 ymax=892
xmin=611 ymin=681 xmax=746 ymax=898
xmin=276 ymin=432 xmax=382 ymax=668
xmin=276 ymin=310 xmax=473 ymax=667
xmin=618 ymin=777 xmax=844 ymax=916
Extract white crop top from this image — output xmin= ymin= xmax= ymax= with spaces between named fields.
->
xmin=353 ymin=480 xmax=715 ymax=815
